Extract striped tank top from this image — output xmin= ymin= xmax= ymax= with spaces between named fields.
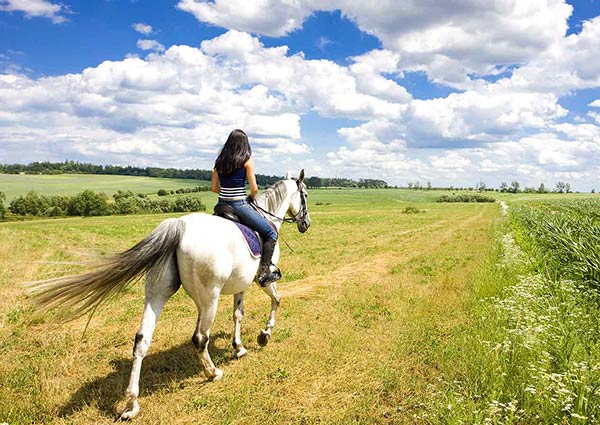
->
xmin=218 ymin=166 xmax=247 ymax=200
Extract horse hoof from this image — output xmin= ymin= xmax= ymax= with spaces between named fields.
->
xmin=257 ymin=330 xmax=270 ymax=347
xmin=209 ymin=368 xmax=224 ymax=382
xmin=119 ymin=403 xmax=140 ymax=420
xmin=235 ymin=347 xmax=247 ymax=358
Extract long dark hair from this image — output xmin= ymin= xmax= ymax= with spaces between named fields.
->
xmin=214 ymin=129 xmax=252 ymax=175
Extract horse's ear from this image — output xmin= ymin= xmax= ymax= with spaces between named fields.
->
xmin=285 ymin=171 xmax=292 ymax=179
xmin=298 ymin=169 xmax=305 ymax=182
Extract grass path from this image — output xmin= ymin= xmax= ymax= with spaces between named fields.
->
xmin=0 ymin=201 xmax=498 ymax=424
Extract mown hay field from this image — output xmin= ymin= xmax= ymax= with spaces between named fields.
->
xmin=0 ymin=187 xmax=596 ymax=424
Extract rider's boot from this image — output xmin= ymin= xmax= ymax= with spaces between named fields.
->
xmin=258 ymin=238 xmax=281 ymax=286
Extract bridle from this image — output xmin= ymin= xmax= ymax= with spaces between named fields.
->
xmin=250 ymin=184 xmax=309 ymax=225
xmin=249 ymin=183 xmax=309 ymax=253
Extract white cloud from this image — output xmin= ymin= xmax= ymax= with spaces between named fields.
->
xmin=0 ymin=0 xmax=67 ymax=23
xmin=176 ymin=0 xmax=314 ymax=37
xmin=177 ymin=0 xmax=573 ymax=86
xmin=316 ymin=36 xmax=332 ymax=51
xmin=430 ymin=152 xmax=472 ymax=170
xmin=133 ymin=23 xmax=153 ymax=35
xmin=504 ymin=16 xmax=600 ymax=94
xmin=3 ymin=5 xmax=600 ymax=190
xmin=200 ymin=30 xmax=404 ymax=120
xmin=137 ymin=39 xmax=165 ymax=52
xmin=3 ymin=32 xmax=396 ymax=169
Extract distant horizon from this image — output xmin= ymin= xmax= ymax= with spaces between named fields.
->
xmin=1 ymin=159 xmax=594 ymax=193
xmin=1 ymin=1 xmax=600 ymax=191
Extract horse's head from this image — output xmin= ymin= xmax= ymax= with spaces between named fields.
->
xmin=288 ymin=169 xmax=311 ymax=233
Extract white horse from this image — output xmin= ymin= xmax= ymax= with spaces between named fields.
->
xmin=26 ymin=170 xmax=310 ymax=420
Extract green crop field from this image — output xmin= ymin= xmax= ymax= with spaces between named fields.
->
xmin=0 ymin=180 xmax=598 ymax=424
xmin=0 ymin=174 xmax=210 ymax=201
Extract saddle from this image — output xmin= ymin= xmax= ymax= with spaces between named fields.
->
xmin=213 ymin=203 xmax=241 ymax=223
xmin=213 ymin=203 xmax=262 ymax=258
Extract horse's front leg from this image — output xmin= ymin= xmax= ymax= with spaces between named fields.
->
xmin=232 ymin=292 xmax=247 ymax=358
xmin=257 ymin=282 xmax=281 ymax=346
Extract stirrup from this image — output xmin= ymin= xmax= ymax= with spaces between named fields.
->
xmin=258 ymin=266 xmax=282 ymax=286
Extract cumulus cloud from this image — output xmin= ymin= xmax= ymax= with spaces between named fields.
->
xmin=2 ymin=32 xmax=401 ymax=168
xmin=200 ymin=30 xmax=405 ymax=120
xmin=176 ymin=0 xmax=314 ymax=37
xmin=177 ymin=0 xmax=573 ymax=86
xmin=137 ymin=39 xmax=165 ymax=52
xmin=0 ymin=0 xmax=68 ymax=23
xmin=3 ymin=4 xmax=600 ymax=190
xmin=133 ymin=23 xmax=153 ymax=35
xmin=504 ymin=16 xmax=600 ymax=94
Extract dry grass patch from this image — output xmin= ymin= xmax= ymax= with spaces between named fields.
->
xmin=1 ymin=200 xmax=498 ymax=424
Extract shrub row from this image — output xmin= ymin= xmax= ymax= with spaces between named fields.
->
xmin=7 ymin=190 xmax=205 ymax=218
xmin=157 ymin=186 xmax=210 ymax=196
xmin=437 ymin=193 xmax=496 ymax=203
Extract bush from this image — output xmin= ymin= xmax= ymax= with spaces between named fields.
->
xmin=0 ymin=191 xmax=5 ymax=219
xmin=10 ymin=191 xmax=47 ymax=215
xmin=68 ymin=190 xmax=110 ymax=216
xmin=437 ymin=193 xmax=496 ymax=203
xmin=6 ymin=189 xmax=206 ymax=218
xmin=113 ymin=196 xmax=142 ymax=215
xmin=172 ymin=196 xmax=206 ymax=212
xmin=157 ymin=189 xmax=169 ymax=196
xmin=113 ymin=190 xmax=136 ymax=201
xmin=402 ymin=206 xmax=424 ymax=214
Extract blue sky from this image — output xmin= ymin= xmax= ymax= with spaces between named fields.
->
xmin=1 ymin=0 xmax=600 ymax=190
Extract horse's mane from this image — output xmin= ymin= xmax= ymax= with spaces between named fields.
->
xmin=256 ymin=180 xmax=289 ymax=213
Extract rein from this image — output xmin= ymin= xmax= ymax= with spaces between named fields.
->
xmin=249 ymin=192 xmax=308 ymax=254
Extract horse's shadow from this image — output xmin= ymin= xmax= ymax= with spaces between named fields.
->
xmin=59 ymin=331 xmax=236 ymax=419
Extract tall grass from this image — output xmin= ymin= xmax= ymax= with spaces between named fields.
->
xmin=512 ymin=199 xmax=600 ymax=289
xmin=425 ymin=200 xmax=600 ymax=423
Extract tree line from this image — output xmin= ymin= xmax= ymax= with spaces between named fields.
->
xmin=0 ymin=161 xmax=389 ymax=188
xmin=406 ymin=180 xmax=583 ymax=193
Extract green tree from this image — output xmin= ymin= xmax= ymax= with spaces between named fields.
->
xmin=9 ymin=191 xmax=48 ymax=215
xmin=555 ymin=181 xmax=567 ymax=193
xmin=537 ymin=183 xmax=547 ymax=193
xmin=68 ymin=190 xmax=110 ymax=216
xmin=510 ymin=181 xmax=521 ymax=193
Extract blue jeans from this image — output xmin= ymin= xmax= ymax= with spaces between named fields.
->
xmin=219 ymin=199 xmax=278 ymax=241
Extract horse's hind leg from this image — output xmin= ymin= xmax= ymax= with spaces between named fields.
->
xmin=257 ymin=282 xmax=281 ymax=346
xmin=120 ymin=256 xmax=180 ymax=420
xmin=192 ymin=291 xmax=223 ymax=381
xmin=232 ymin=292 xmax=247 ymax=358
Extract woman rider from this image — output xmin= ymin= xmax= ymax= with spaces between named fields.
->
xmin=211 ymin=129 xmax=280 ymax=285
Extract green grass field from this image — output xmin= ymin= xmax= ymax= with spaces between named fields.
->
xmin=0 ymin=174 xmax=210 ymax=201
xmin=0 ymin=177 xmax=597 ymax=424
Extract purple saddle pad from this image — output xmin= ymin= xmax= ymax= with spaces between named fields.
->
xmin=234 ymin=222 xmax=262 ymax=258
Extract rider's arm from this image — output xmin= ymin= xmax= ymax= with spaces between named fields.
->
xmin=245 ymin=159 xmax=258 ymax=199
xmin=211 ymin=169 xmax=220 ymax=194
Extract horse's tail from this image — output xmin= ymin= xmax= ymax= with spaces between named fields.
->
xmin=25 ymin=218 xmax=185 ymax=320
